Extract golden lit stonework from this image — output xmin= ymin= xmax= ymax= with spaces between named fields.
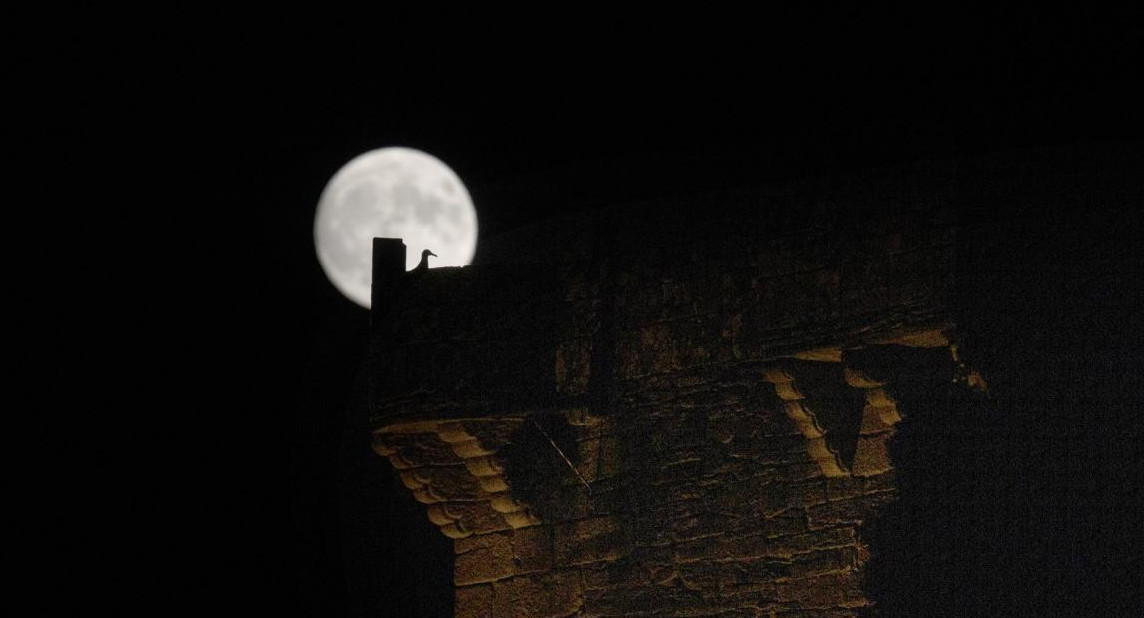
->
xmin=367 ymin=161 xmax=982 ymax=616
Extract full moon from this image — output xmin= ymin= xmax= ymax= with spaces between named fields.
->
xmin=314 ymin=147 xmax=478 ymax=307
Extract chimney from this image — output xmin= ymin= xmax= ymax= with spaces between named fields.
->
xmin=371 ymin=237 xmax=407 ymax=326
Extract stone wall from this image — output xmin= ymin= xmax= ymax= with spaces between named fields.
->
xmin=368 ymin=160 xmax=972 ymax=616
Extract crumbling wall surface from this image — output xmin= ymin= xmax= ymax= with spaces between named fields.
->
xmin=369 ymin=160 xmax=963 ymax=616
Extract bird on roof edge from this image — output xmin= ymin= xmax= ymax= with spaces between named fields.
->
xmin=414 ymin=248 xmax=437 ymax=273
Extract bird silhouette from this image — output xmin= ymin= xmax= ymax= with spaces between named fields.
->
xmin=413 ymin=248 xmax=437 ymax=273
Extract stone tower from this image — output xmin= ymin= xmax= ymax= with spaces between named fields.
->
xmin=366 ymin=160 xmax=981 ymax=616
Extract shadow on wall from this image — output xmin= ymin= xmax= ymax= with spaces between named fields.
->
xmin=856 ymin=349 xmax=993 ymax=617
xmin=863 ymin=142 xmax=1144 ymax=616
xmin=502 ymin=413 xmax=587 ymax=523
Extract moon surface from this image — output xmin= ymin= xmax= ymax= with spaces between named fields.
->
xmin=314 ymin=147 xmax=478 ymax=307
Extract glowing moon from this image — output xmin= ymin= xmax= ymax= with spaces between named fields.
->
xmin=314 ymin=147 xmax=478 ymax=307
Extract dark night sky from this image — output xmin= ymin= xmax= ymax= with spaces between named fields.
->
xmin=47 ymin=6 xmax=1140 ymax=617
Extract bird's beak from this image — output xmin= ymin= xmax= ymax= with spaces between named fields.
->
xmin=429 ymin=251 xmax=438 ymax=257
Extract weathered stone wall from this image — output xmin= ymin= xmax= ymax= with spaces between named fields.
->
xmin=369 ymin=160 xmax=966 ymax=616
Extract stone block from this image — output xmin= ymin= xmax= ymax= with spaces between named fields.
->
xmin=492 ymin=571 xmax=584 ymax=618
xmin=378 ymin=431 xmax=464 ymax=468
xmin=775 ymin=609 xmax=862 ymax=617
xmin=766 ymin=527 xmax=856 ymax=558
xmin=456 ymin=501 xmax=513 ymax=536
xmin=400 ymin=464 xmax=484 ymax=503
xmin=789 ymin=480 xmax=828 ymax=507
xmin=456 ymin=584 xmax=493 ymax=618
xmin=670 ymin=510 xmax=736 ymax=543
xmin=555 ymin=516 xmax=631 ymax=567
xmin=582 ymin=585 xmax=706 ymax=617
xmin=807 ymin=498 xmax=880 ymax=528
xmin=789 ymin=547 xmax=852 ymax=578
xmin=850 ymin=433 xmax=894 ymax=477
xmin=456 ymin=532 xmax=515 ymax=585
xmin=774 ymin=571 xmax=868 ymax=609
xmin=824 ymin=477 xmax=864 ymax=502
xmin=679 ymin=559 xmax=789 ymax=592
xmin=763 ymin=512 xmax=809 ymax=538
xmin=859 ymin=471 xmax=896 ymax=494
xmin=581 ymin=558 xmax=655 ymax=592
xmin=512 ymin=525 xmax=553 ymax=575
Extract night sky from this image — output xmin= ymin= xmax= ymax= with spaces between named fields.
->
xmin=69 ymin=7 xmax=1139 ymax=617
